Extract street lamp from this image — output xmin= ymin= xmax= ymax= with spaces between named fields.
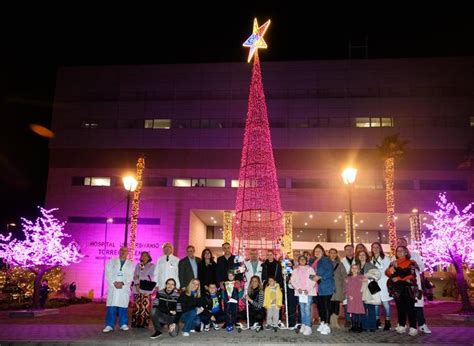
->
xmin=342 ymin=167 xmax=358 ymax=247
xmin=100 ymin=217 xmax=114 ymax=301
xmin=122 ymin=176 xmax=138 ymax=246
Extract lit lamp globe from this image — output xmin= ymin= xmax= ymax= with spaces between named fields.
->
xmin=122 ymin=176 xmax=138 ymax=192
xmin=342 ymin=167 xmax=358 ymax=185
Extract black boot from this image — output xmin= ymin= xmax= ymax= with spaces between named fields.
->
xmin=384 ymin=320 xmax=391 ymax=331
xmin=355 ymin=322 xmax=363 ymax=333
xmin=349 ymin=321 xmax=357 ymax=332
xmin=376 ymin=319 xmax=381 ymax=329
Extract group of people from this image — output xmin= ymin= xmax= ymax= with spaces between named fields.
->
xmin=102 ymin=237 xmax=432 ymax=339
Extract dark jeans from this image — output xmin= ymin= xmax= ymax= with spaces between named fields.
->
xmin=224 ymin=302 xmax=238 ymax=327
xmin=395 ymin=296 xmax=416 ymax=328
xmin=151 ymin=308 xmax=179 ymax=336
xmin=180 ymin=309 xmax=201 ymax=332
xmin=287 ymin=287 xmax=300 ymax=327
xmin=351 ymin=313 xmax=363 ymax=324
xmin=200 ymin=310 xmax=226 ymax=325
xmin=415 ymin=307 xmax=425 ymax=326
xmin=329 ymin=300 xmax=340 ymax=316
xmin=361 ymin=303 xmax=376 ymax=331
xmin=315 ymin=295 xmax=331 ymax=323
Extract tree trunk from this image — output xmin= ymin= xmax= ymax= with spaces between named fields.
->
xmin=452 ymin=257 xmax=473 ymax=312
xmin=30 ymin=266 xmax=50 ymax=309
xmin=384 ymin=157 xmax=397 ymax=254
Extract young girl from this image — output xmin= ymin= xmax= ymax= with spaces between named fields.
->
xmin=178 ymin=279 xmax=204 ymax=336
xmin=263 ymin=277 xmax=283 ymax=332
xmin=244 ymin=275 xmax=265 ymax=331
xmin=290 ymin=255 xmax=317 ymax=336
xmin=345 ymin=264 xmax=365 ymax=333
xmin=222 ymin=270 xmax=243 ymax=332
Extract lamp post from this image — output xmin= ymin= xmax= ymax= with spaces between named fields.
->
xmin=342 ymin=167 xmax=358 ymax=248
xmin=122 ymin=176 xmax=138 ymax=246
xmin=100 ymin=217 xmax=114 ymax=301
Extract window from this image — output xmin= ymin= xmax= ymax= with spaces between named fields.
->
xmin=381 ymin=117 xmax=394 ymax=127
xmin=370 ymin=118 xmax=381 ymax=127
xmin=82 ymin=177 xmax=111 ymax=186
xmin=355 ymin=118 xmax=370 ymax=128
xmin=231 ymin=179 xmax=240 ymax=188
xmin=470 ymin=116 xmax=474 ymax=127
xmin=82 ymin=121 xmax=99 ymax=129
xmin=205 ymin=179 xmax=225 ymax=187
xmin=144 ymin=119 xmax=171 ymax=129
xmin=143 ymin=177 xmax=167 ymax=187
xmin=172 ymin=178 xmax=191 ymax=187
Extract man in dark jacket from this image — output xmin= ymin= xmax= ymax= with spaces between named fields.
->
xmin=150 ymin=278 xmax=181 ymax=339
xmin=216 ymin=243 xmax=242 ymax=287
xmin=261 ymin=250 xmax=283 ymax=288
xmin=179 ymin=245 xmax=202 ymax=289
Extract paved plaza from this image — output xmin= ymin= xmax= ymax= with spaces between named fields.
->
xmin=0 ymin=301 xmax=473 ymax=345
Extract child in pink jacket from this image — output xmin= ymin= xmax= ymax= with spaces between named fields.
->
xmin=290 ymin=255 xmax=317 ymax=336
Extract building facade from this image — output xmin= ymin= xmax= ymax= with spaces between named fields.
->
xmin=46 ymin=57 xmax=474 ymax=297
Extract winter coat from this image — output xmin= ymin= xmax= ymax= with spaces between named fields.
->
xmin=331 ymin=260 xmax=347 ymax=302
xmin=263 ymin=283 xmax=283 ymax=309
xmin=261 ymin=260 xmax=284 ymax=288
xmin=290 ymin=265 xmax=317 ymax=296
xmin=178 ymin=292 xmax=204 ymax=313
xmin=371 ymin=255 xmax=392 ymax=302
xmin=132 ymin=261 xmax=156 ymax=295
xmin=361 ymin=267 xmax=382 ymax=305
xmin=310 ymin=256 xmax=335 ymax=296
xmin=105 ymin=258 xmax=135 ymax=308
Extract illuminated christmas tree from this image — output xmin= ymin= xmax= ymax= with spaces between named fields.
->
xmin=0 ymin=207 xmax=83 ymax=308
xmin=421 ymin=193 xmax=474 ymax=312
xmin=232 ymin=19 xmax=284 ymax=258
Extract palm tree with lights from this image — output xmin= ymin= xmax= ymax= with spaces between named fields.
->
xmin=376 ymin=134 xmax=408 ymax=254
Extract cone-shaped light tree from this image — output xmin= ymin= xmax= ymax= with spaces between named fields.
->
xmin=421 ymin=193 xmax=474 ymax=312
xmin=0 ymin=208 xmax=83 ymax=308
xmin=376 ymin=134 xmax=408 ymax=254
xmin=232 ymin=19 xmax=284 ymax=258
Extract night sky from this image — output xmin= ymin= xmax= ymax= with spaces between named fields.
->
xmin=1 ymin=7 xmax=473 ymax=232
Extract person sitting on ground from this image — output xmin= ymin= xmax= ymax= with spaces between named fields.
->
xmin=178 ymin=279 xmax=205 ymax=336
xmin=200 ymin=283 xmax=226 ymax=331
xmin=244 ymin=275 xmax=265 ymax=331
xmin=150 ymin=278 xmax=181 ymax=339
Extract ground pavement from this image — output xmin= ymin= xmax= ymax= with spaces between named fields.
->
xmin=0 ymin=300 xmax=472 ymax=345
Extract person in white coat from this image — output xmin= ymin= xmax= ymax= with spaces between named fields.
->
xmin=244 ymin=249 xmax=263 ymax=284
xmin=103 ymin=246 xmax=135 ymax=333
xmin=370 ymin=242 xmax=393 ymax=331
xmin=397 ymin=237 xmax=431 ymax=334
xmin=153 ymin=242 xmax=180 ymax=290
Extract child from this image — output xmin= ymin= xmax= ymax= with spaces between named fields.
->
xmin=290 ymin=255 xmax=317 ymax=336
xmin=263 ymin=277 xmax=283 ymax=332
xmin=39 ymin=279 xmax=50 ymax=309
xmin=222 ymin=270 xmax=243 ymax=332
xmin=201 ymin=283 xmax=226 ymax=331
xmin=345 ymin=264 xmax=365 ymax=332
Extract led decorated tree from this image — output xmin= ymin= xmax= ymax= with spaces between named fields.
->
xmin=0 ymin=207 xmax=83 ymax=308
xmin=232 ymin=19 xmax=284 ymax=258
xmin=421 ymin=193 xmax=474 ymax=312
xmin=376 ymin=134 xmax=408 ymax=254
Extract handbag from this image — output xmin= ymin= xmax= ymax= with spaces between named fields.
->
xmin=368 ymin=280 xmax=381 ymax=295
xmin=139 ymin=275 xmax=156 ymax=291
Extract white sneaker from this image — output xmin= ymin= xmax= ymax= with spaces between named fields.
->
xmin=419 ymin=324 xmax=432 ymax=334
xmin=102 ymin=326 xmax=113 ymax=333
xmin=182 ymin=332 xmax=190 ymax=336
xmin=120 ymin=325 xmax=129 ymax=331
xmin=317 ymin=322 xmax=325 ymax=332
xmin=303 ymin=325 xmax=312 ymax=336
xmin=320 ymin=323 xmax=331 ymax=335
xmin=408 ymin=327 xmax=418 ymax=336
xmin=396 ymin=325 xmax=406 ymax=334
xmin=299 ymin=325 xmax=306 ymax=334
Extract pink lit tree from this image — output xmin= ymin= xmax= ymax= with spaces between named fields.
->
xmin=233 ymin=19 xmax=284 ymax=258
xmin=421 ymin=193 xmax=474 ymax=312
xmin=0 ymin=207 xmax=83 ymax=308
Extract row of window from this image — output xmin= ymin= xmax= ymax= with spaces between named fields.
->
xmin=80 ymin=116 xmax=474 ymax=130
xmin=72 ymin=176 xmax=469 ymax=191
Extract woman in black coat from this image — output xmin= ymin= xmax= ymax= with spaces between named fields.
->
xmin=198 ymin=248 xmax=217 ymax=294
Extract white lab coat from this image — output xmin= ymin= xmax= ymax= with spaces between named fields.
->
xmin=244 ymin=260 xmax=263 ymax=283
xmin=105 ymin=258 xmax=135 ymax=308
xmin=371 ymin=256 xmax=393 ymax=302
xmin=153 ymin=254 xmax=180 ymax=289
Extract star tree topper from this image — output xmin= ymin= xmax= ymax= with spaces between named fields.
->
xmin=243 ymin=18 xmax=271 ymax=63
